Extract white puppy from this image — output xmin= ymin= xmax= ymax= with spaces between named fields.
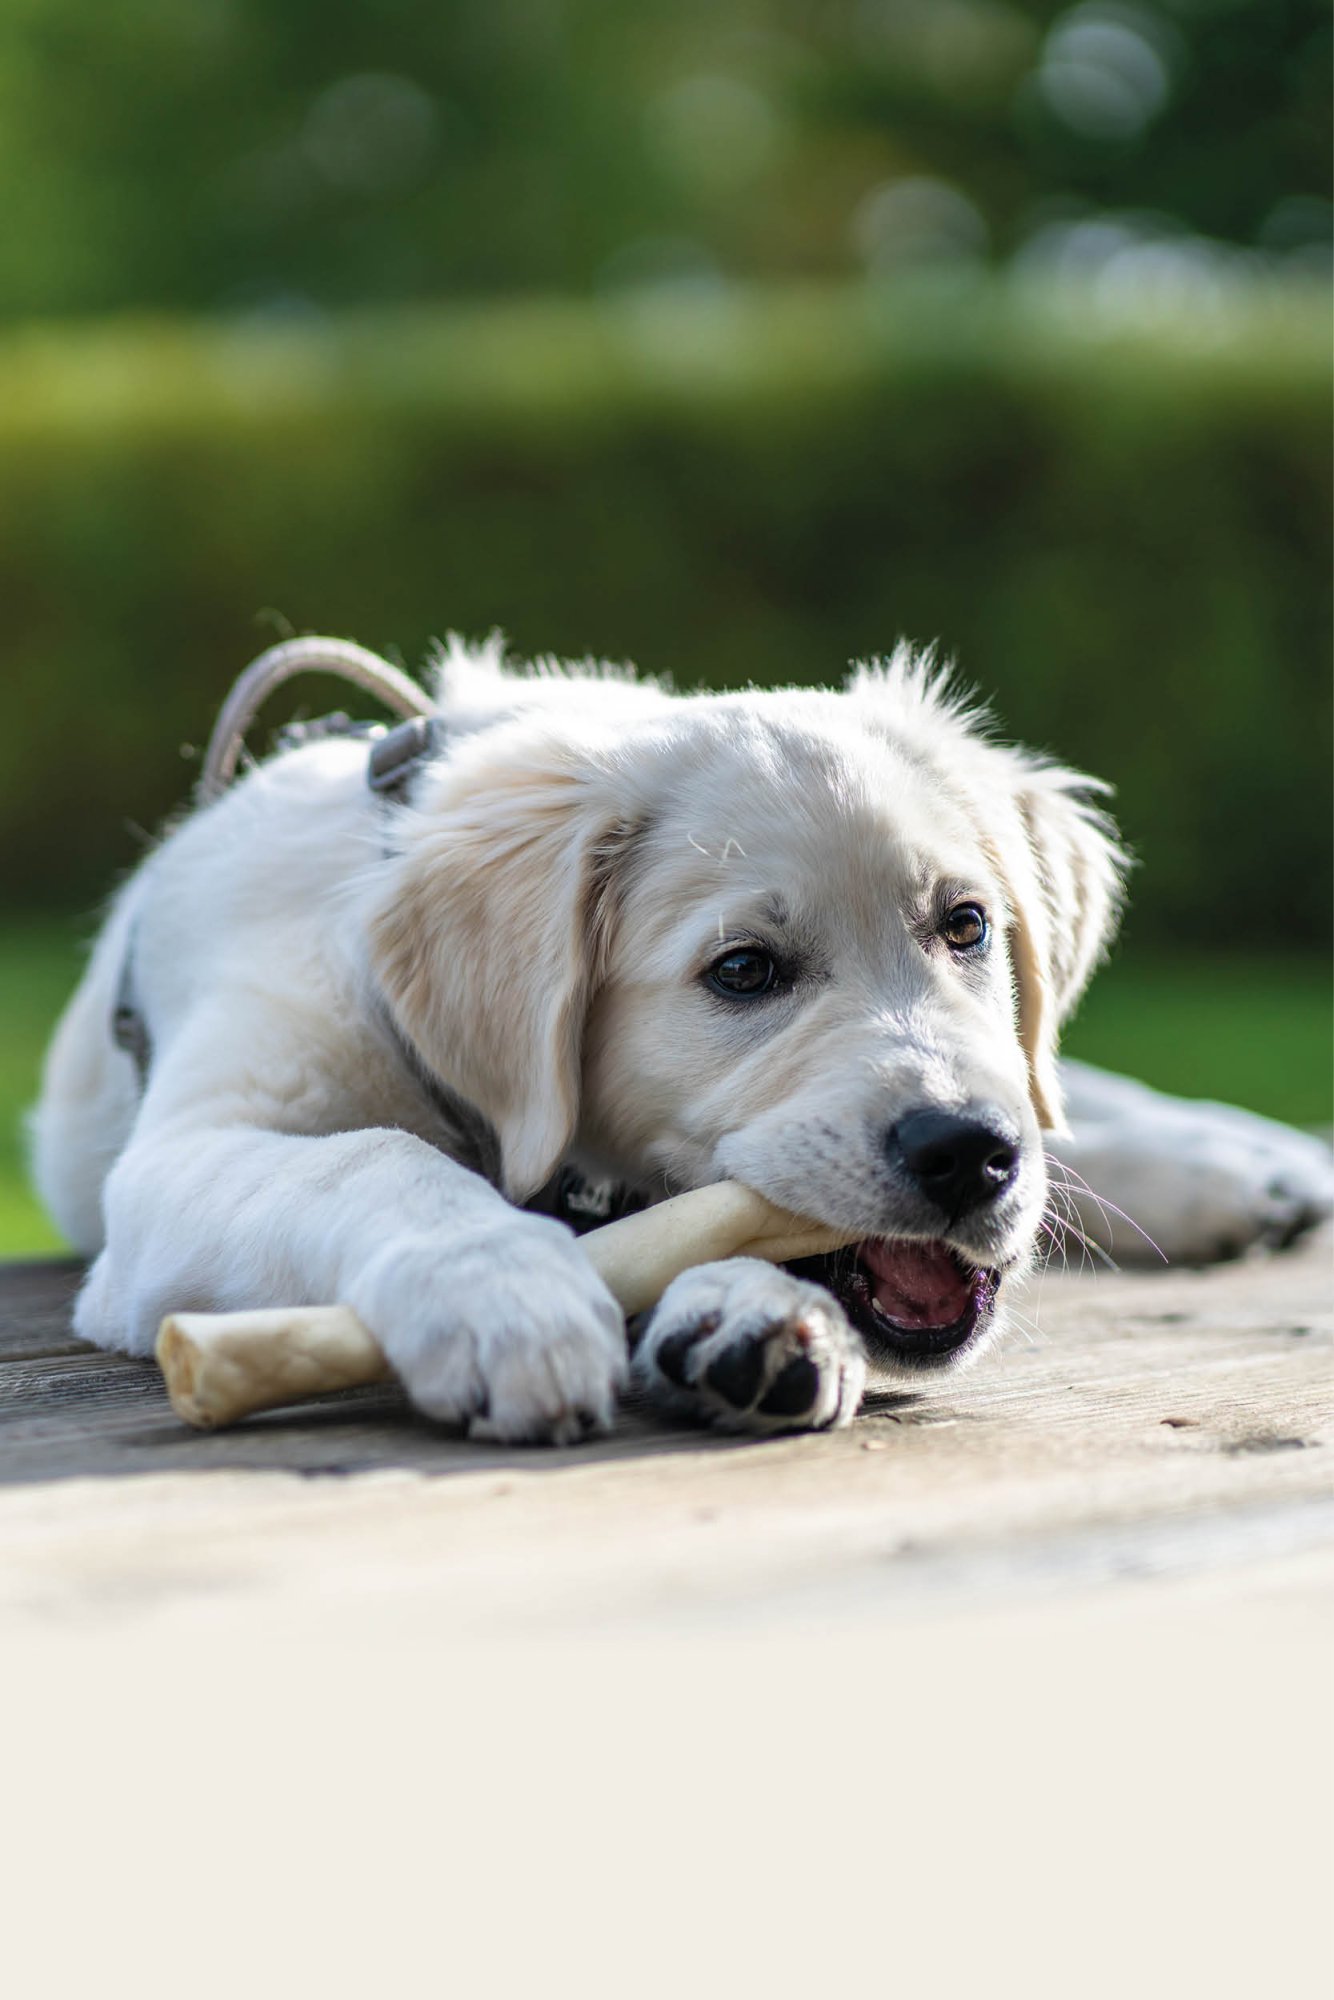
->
xmin=31 ymin=641 xmax=1332 ymax=1442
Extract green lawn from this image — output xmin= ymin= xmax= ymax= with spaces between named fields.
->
xmin=1 ymin=916 xmax=1329 ymax=1258
xmin=1062 ymin=951 xmax=1332 ymax=1128
xmin=1 ymin=914 xmax=96 ymax=1255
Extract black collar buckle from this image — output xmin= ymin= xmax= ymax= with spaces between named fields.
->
xmin=367 ymin=716 xmax=443 ymax=801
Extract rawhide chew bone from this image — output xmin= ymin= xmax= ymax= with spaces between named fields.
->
xmin=155 ymin=1181 xmax=855 ymax=1431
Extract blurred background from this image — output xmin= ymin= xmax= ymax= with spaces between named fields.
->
xmin=2 ymin=0 xmax=1329 ymax=1252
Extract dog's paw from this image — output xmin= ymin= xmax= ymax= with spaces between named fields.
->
xmin=1216 ymin=1131 xmax=1334 ymax=1256
xmin=350 ymin=1217 xmax=626 ymax=1444
xmin=1056 ymin=1101 xmax=1334 ymax=1266
xmin=634 ymin=1257 xmax=865 ymax=1434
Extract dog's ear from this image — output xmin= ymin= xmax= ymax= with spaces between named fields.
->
xmin=989 ymin=762 xmax=1127 ymax=1135
xmin=369 ymin=730 xmax=633 ymax=1201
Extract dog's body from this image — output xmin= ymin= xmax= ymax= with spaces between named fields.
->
xmin=32 ymin=642 xmax=1332 ymax=1441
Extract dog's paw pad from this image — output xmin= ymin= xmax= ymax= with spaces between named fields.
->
xmin=757 ymin=1351 xmax=822 ymax=1419
xmin=704 ymin=1337 xmax=767 ymax=1409
xmin=657 ymin=1324 xmax=708 ymax=1387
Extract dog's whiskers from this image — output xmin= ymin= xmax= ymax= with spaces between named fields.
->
xmin=1040 ymin=1182 xmax=1084 ymax=1271
xmin=1045 ymin=1154 xmax=1168 ymax=1265
xmin=1037 ymin=1213 xmax=1073 ymax=1276
xmin=1045 ymin=1162 xmax=1113 ymax=1267
xmin=1003 ymin=1297 xmax=1046 ymax=1350
xmin=1040 ymin=1185 xmax=1118 ymax=1274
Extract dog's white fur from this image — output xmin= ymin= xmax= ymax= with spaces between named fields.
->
xmin=31 ymin=641 xmax=1332 ymax=1441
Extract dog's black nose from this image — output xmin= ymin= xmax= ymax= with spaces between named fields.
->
xmin=892 ymin=1107 xmax=1020 ymax=1216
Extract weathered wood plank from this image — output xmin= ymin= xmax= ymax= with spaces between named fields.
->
xmin=0 ymin=1237 xmax=1328 ymax=1642
xmin=0 ymin=1262 xmax=725 ymax=1480
xmin=4 ymin=1245 xmax=1328 ymax=2000
xmin=0 ymin=1259 xmax=88 ymax=1360
xmin=3 ymin=1245 xmax=1326 ymax=1482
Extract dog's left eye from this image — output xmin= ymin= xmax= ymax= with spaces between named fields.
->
xmin=940 ymin=903 xmax=989 ymax=952
xmin=707 ymin=949 xmax=780 ymax=998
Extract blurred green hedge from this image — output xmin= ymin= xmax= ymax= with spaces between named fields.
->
xmin=2 ymin=279 xmax=1328 ymax=946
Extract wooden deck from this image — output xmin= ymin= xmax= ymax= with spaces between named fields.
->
xmin=2 ymin=1239 xmax=1329 ymax=1632
xmin=4 ymin=1243 xmax=1331 ymax=1997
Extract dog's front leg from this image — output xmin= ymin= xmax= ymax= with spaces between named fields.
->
xmin=1051 ymin=1060 xmax=1334 ymax=1265
xmin=634 ymin=1258 xmax=865 ymax=1433
xmin=80 ymin=1122 xmax=626 ymax=1443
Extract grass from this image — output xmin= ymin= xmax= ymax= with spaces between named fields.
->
xmin=1062 ymin=950 xmax=1332 ymax=1128
xmin=0 ymin=914 xmax=98 ymax=1256
xmin=1 ymin=916 xmax=1328 ymax=1259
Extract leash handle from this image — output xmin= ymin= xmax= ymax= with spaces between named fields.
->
xmin=200 ymin=636 xmax=436 ymax=802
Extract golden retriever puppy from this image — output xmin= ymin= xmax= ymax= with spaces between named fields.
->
xmin=30 ymin=641 xmax=1326 ymax=1442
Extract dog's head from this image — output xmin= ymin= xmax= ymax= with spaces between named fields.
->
xmin=371 ymin=649 xmax=1125 ymax=1371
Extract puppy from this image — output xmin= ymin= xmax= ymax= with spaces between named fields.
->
xmin=30 ymin=641 xmax=1329 ymax=1442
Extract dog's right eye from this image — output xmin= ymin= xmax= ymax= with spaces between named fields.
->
xmin=707 ymin=949 xmax=779 ymax=999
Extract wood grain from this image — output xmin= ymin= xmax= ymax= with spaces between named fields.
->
xmin=0 ymin=1239 xmax=1329 ymax=1636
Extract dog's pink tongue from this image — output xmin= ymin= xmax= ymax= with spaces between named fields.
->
xmin=860 ymin=1239 xmax=972 ymax=1329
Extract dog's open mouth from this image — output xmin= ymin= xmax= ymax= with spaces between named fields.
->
xmin=788 ymin=1238 xmax=1000 ymax=1365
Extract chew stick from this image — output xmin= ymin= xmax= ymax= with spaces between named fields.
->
xmin=156 ymin=1181 xmax=854 ymax=1430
